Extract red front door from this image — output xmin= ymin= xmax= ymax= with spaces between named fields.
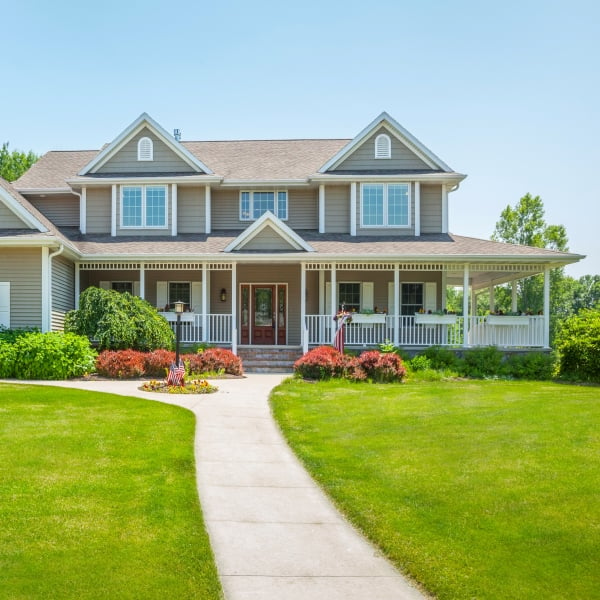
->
xmin=240 ymin=284 xmax=286 ymax=345
xmin=252 ymin=285 xmax=275 ymax=345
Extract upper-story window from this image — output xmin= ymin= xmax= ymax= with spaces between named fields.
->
xmin=240 ymin=191 xmax=288 ymax=221
xmin=361 ymin=183 xmax=410 ymax=228
xmin=374 ymin=134 xmax=391 ymax=159
xmin=137 ymin=137 xmax=153 ymax=161
xmin=121 ymin=185 xmax=167 ymax=228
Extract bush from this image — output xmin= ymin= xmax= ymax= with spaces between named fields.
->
xmin=96 ymin=350 xmax=146 ymax=379
xmin=358 ymin=350 xmax=406 ymax=383
xmin=7 ymin=332 xmax=96 ymax=380
xmin=461 ymin=346 xmax=505 ymax=378
xmin=0 ymin=326 xmax=39 ymax=345
xmin=144 ymin=349 xmax=176 ymax=377
xmin=190 ymin=348 xmax=243 ymax=376
xmin=421 ymin=346 xmax=461 ymax=371
xmin=408 ymin=355 xmax=433 ymax=372
xmin=65 ymin=287 xmax=174 ymax=351
xmin=294 ymin=346 xmax=349 ymax=380
xmin=0 ymin=342 xmax=16 ymax=377
xmin=555 ymin=308 xmax=600 ymax=382
xmin=504 ymin=352 xmax=556 ymax=380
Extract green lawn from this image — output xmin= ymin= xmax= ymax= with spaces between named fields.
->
xmin=271 ymin=379 xmax=600 ymax=600
xmin=0 ymin=384 xmax=222 ymax=600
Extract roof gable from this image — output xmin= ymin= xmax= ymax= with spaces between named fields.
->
xmin=224 ymin=212 xmax=315 ymax=253
xmin=78 ymin=113 xmax=213 ymax=176
xmin=319 ymin=112 xmax=453 ymax=173
xmin=0 ymin=178 xmax=48 ymax=231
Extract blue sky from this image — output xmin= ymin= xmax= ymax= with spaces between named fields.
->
xmin=2 ymin=0 xmax=598 ymax=277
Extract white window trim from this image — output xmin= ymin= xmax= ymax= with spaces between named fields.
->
xmin=360 ymin=182 xmax=411 ymax=229
xmin=239 ymin=190 xmax=288 ymax=221
xmin=120 ymin=185 xmax=169 ymax=229
xmin=137 ymin=137 xmax=153 ymax=161
xmin=374 ymin=133 xmax=391 ymax=159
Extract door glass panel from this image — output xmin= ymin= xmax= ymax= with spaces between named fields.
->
xmin=278 ymin=287 xmax=285 ymax=327
xmin=241 ymin=286 xmax=249 ymax=326
xmin=254 ymin=288 xmax=272 ymax=327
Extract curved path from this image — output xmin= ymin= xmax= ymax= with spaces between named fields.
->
xmin=7 ymin=375 xmax=426 ymax=600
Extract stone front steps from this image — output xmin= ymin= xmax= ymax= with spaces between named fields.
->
xmin=237 ymin=346 xmax=303 ymax=373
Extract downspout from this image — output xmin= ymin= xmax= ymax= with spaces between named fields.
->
xmin=46 ymin=244 xmax=65 ymax=332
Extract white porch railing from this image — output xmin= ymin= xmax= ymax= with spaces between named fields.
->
xmin=305 ymin=314 xmax=545 ymax=348
xmin=163 ymin=313 xmax=232 ymax=344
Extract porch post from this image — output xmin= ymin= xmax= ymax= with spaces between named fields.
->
xmin=139 ymin=263 xmax=145 ymax=299
xmin=511 ymin=281 xmax=518 ymax=313
xmin=489 ymin=285 xmax=494 ymax=313
xmin=301 ymin=263 xmax=307 ymax=353
xmin=202 ymin=263 xmax=208 ymax=342
xmin=463 ymin=265 xmax=470 ymax=347
xmin=394 ymin=265 xmax=400 ymax=346
xmin=414 ymin=182 xmax=421 ymax=236
xmin=441 ymin=269 xmax=447 ymax=310
xmin=74 ymin=263 xmax=80 ymax=309
xmin=318 ymin=185 xmax=325 ymax=234
xmin=350 ymin=183 xmax=357 ymax=236
xmin=231 ymin=263 xmax=237 ymax=354
xmin=543 ymin=267 xmax=550 ymax=348
xmin=331 ymin=263 xmax=337 ymax=344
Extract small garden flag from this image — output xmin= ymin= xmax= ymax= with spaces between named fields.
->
xmin=167 ymin=360 xmax=185 ymax=386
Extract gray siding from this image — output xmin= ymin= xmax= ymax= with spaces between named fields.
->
xmin=288 ymin=188 xmax=318 ymax=229
xmin=421 ymin=184 xmax=442 ymax=233
xmin=324 ymin=185 xmax=349 ymax=233
xmin=51 ymin=255 xmax=75 ymax=330
xmin=86 ymin=187 xmax=111 ymax=233
xmin=0 ymin=248 xmax=42 ymax=328
xmin=178 ymin=185 xmax=206 ymax=234
xmin=0 ymin=202 xmax=34 ymax=229
xmin=331 ymin=127 xmax=432 ymax=172
xmin=28 ymin=194 xmax=79 ymax=227
xmin=212 ymin=189 xmax=243 ymax=229
xmin=97 ymin=128 xmax=197 ymax=174
xmin=243 ymin=226 xmax=295 ymax=251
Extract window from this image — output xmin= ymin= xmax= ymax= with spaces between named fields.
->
xmin=138 ymin=137 xmax=153 ymax=161
xmin=401 ymin=283 xmax=423 ymax=315
xmin=375 ymin=134 xmax=391 ymax=159
xmin=361 ymin=183 xmax=410 ymax=227
xmin=111 ymin=281 xmax=133 ymax=294
xmin=339 ymin=283 xmax=361 ymax=312
xmin=168 ymin=282 xmax=190 ymax=310
xmin=121 ymin=185 xmax=167 ymax=228
xmin=240 ymin=191 xmax=288 ymax=220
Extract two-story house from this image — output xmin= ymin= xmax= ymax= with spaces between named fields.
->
xmin=0 ymin=112 xmax=583 ymax=355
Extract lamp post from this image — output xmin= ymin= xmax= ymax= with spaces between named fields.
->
xmin=174 ymin=300 xmax=185 ymax=367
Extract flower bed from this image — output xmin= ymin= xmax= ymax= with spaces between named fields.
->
xmin=140 ymin=379 xmax=218 ymax=394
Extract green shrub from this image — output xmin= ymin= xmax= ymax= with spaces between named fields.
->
xmin=409 ymin=355 xmax=433 ymax=371
xmin=461 ymin=346 xmax=505 ymax=378
xmin=0 ymin=326 xmax=39 ymax=345
xmin=0 ymin=342 xmax=17 ymax=377
xmin=555 ymin=308 xmax=600 ymax=382
xmin=9 ymin=332 xmax=96 ymax=380
xmin=65 ymin=287 xmax=174 ymax=351
xmin=421 ymin=345 xmax=461 ymax=370
xmin=504 ymin=352 xmax=556 ymax=380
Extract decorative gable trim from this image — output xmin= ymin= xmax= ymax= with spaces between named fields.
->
xmin=224 ymin=211 xmax=315 ymax=253
xmin=318 ymin=111 xmax=453 ymax=173
xmin=78 ymin=113 xmax=214 ymax=175
xmin=0 ymin=182 xmax=48 ymax=232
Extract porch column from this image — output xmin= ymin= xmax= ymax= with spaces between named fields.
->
xmin=171 ymin=184 xmax=178 ymax=236
xmin=394 ymin=265 xmax=400 ymax=346
xmin=441 ymin=185 xmax=449 ymax=234
xmin=543 ymin=267 xmax=550 ymax=348
xmin=205 ymin=186 xmax=211 ymax=234
xmin=231 ymin=263 xmax=237 ymax=354
xmin=301 ymin=263 xmax=307 ymax=353
xmin=330 ymin=264 xmax=337 ymax=344
xmin=139 ymin=263 xmax=145 ymax=299
xmin=80 ymin=187 xmax=87 ymax=234
xmin=463 ymin=265 xmax=470 ymax=347
xmin=350 ymin=183 xmax=357 ymax=236
xmin=489 ymin=285 xmax=495 ymax=313
xmin=111 ymin=185 xmax=117 ymax=237
xmin=74 ymin=263 xmax=80 ymax=309
xmin=441 ymin=269 xmax=447 ymax=310
xmin=414 ymin=182 xmax=421 ymax=236
xmin=202 ymin=263 xmax=208 ymax=342
xmin=511 ymin=282 xmax=518 ymax=313
xmin=318 ymin=185 xmax=325 ymax=234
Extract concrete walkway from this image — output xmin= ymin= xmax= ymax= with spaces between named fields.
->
xmin=6 ymin=375 xmax=426 ymax=600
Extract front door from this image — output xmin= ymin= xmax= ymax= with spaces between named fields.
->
xmin=240 ymin=284 xmax=287 ymax=345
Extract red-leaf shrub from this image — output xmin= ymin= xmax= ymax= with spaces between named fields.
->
xmin=294 ymin=346 xmax=349 ymax=380
xmin=144 ymin=349 xmax=176 ymax=377
xmin=96 ymin=349 xmax=146 ymax=379
xmin=358 ymin=350 xmax=406 ymax=383
xmin=189 ymin=347 xmax=243 ymax=376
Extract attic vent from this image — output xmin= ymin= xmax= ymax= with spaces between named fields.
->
xmin=137 ymin=137 xmax=153 ymax=161
xmin=375 ymin=133 xmax=391 ymax=159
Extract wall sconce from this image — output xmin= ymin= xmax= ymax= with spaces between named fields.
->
xmin=220 ymin=288 xmax=227 ymax=302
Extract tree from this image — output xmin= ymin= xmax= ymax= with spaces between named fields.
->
xmin=65 ymin=287 xmax=174 ymax=351
xmin=0 ymin=142 xmax=38 ymax=182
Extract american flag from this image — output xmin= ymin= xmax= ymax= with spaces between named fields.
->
xmin=333 ymin=312 xmax=352 ymax=353
xmin=167 ymin=360 xmax=185 ymax=386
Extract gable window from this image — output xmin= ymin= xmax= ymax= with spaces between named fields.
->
xmin=121 ymin=185 xmax=167 ymax=228
xmin=401 ymin=283 xmax=423 ymax=315
xmin=240 ymin=191 xmax=287 ymax=221
xmin=375 ymin=134 xmax=391 ymax=159
xmin=137 ymin=137 xmax=153 ymax=161
xmin=361 ymin=183 xmax=410 ymax=228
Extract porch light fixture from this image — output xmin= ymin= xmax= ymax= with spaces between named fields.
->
xmin=174 ymin=300 xmax=185 ymax=368
xmin=174 ymin=300 xmax=185 ymax=314
xmin=220 ymin=288 xmax=227 ymax=302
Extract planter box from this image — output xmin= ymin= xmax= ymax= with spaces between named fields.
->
xmin=159 ymin=311 xmax=196 ymax=323
xmin=415 ymin=314 xmax=457 ymax=325
xmin=486 ymin=315 xmax=529 ymax=326
xmin=349 ymin=313 xmax=387 ymax=324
